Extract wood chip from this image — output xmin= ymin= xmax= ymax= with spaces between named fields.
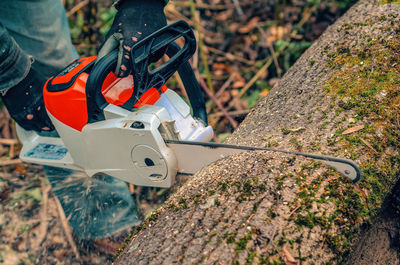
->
xmin=280 ymin=244 xmax=298 ymax=265
xmin=342 ymin=125 xmax=365 ymax=135
xmin=33 ymin=180 xmax=51 ymax=249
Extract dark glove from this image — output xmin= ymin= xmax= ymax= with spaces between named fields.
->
xmin=1 ymin=64 xmax=55 ymax=132
xmin=98 ymin=0 xmax=167 ymax=77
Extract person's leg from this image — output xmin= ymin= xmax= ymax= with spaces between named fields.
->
xmin=0 ymin=22 xmax=32 ymax=93
xmin=0 ymin=0 xmax=139 ymax=240
xmin=0 ymin=0 xmax=79 ymax=78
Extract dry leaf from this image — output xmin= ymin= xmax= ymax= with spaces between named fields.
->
xmin=213 ymin=63 xmax=227 ymax=70
xmin=212 ymin=63 xmax=232 ymax=74
xmin=281 ymin=244 xmax=298 ymax=265
xmin=233 ymin=81 xmax=245 ymax=89
xmin=14 ymin=166 xmax=27 ymax=175
xmin=215 ymin=9 xmax=233 ymax=21
xmin=238 ymin=17 xmax=260 ymax=34
xmin=232 ymin=74 xmax=245 ymax=88
xmin=261 ymin=25 xmax=291 ymax=45
xmin=259 ymin=89 xmax=269 ymax=97
xmin=342 ymin=125 xmax=365 ymax=135
xmin=228 ymin=23 xmax=239 ymax=33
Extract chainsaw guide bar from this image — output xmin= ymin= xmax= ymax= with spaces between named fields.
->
xmin=165 ymin=140 xmax=361 ymax=182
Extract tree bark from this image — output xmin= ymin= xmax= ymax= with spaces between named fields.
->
xmin=115 ymin=1 xmax=400 ymax=264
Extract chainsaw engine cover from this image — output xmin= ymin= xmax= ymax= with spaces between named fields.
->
xmin=18 ymin=20 xmax=214 ymax=188
xmin=43 ymin=57 xmax=167 ymax=132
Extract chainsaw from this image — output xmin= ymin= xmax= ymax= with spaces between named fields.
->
xmin=16 ymin=20 xmax=361 ymax=188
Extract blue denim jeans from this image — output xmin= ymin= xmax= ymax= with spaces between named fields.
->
xmin=0 ymin=0 xmax=79 ymax=91
xmin=0 ymin=0 xmax=139 ymax=239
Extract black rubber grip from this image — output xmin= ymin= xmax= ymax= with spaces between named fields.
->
xmin=85 ymin=20 xmax=207 ymax=125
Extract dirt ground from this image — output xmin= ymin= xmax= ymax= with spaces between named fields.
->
xmin=0 ymin=161 xmax=111 ymax=264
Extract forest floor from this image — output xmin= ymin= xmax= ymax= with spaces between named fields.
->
xmin=3 ymin=0 xmax=399 ymax=264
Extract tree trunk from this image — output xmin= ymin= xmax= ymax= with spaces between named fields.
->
xmin=115 ymin=1 xmax=400 ymax=264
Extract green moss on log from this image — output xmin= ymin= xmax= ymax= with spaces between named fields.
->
xmin=322 ymin=20 xmax=400 ymax=258
xmin=379 ymin=0 xmax=400 ymax=4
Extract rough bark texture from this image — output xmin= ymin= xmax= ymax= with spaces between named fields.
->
xmin=115 ymin=1 xmax=400 ymax=264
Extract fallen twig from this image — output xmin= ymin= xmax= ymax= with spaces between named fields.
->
xmin=359 ymin=137 xmax=378 ymax=154
xmin=172 ymin=1 xmax=236 ymax=10
xmin=288 ymin=204 xmax=301 ymax=217
xmin=55 ymin=197 xmax=81 ymax=259
xmin=215 ymin=73 xmax=237 ymax=99
xmin=268 ymin=43 xmax=282 ymax=78
xmin=0 ymin=138 xmax=19 ymax=158
xmin=298 ymin=6 xmax=317 ymax=28
xmin=238 ymin=57 xmax=273 ymax=98
xmin=198 ymin=78 xmax=238 ymax=129
xmin=0 ymin=138 xmax=18 ymax=145
xmin=247 ymin=213 xmax=255 ymax=222
xmin=165 ymin=6 xmax=197 ymax=29
xmin=0 ymin=159 xmax=22 ymax=167
xmin=34 ymin=180 xmax=51 ymax=249
xmin=209 ymin=109 xmax=250 ymax=119
xmin=238 ymin=40 xmax=288 ymax=98
xmin=66 ymin=0 xmax=90 ymax=18
xmin=231 ymin=0 xmax=244 ymax=19
xmin=206 ymin=46 xmax=254 ymax=65
xmin=355 ymin=184 xmax=369 ymax=211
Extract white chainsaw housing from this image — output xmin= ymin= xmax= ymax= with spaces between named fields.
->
xmin=17 ymin=89 xmax=214 ymax=188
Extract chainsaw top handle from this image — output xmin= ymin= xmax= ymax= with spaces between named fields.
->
xmin=85 ymin=20 xmax=208 ymax=124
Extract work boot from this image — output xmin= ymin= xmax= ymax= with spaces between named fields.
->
xmin=1 ymin=64 xmax=55 ymax=132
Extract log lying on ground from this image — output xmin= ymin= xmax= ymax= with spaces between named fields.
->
xmin=115 ymin=1 xmax=400 ymax=264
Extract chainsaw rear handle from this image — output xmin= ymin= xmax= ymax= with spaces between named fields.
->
xmin=86 ymin=20 xmax=207 ymax=124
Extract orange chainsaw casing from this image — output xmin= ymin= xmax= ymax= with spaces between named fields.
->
xmin=43 ymin=57 xmax=167 ymax=131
